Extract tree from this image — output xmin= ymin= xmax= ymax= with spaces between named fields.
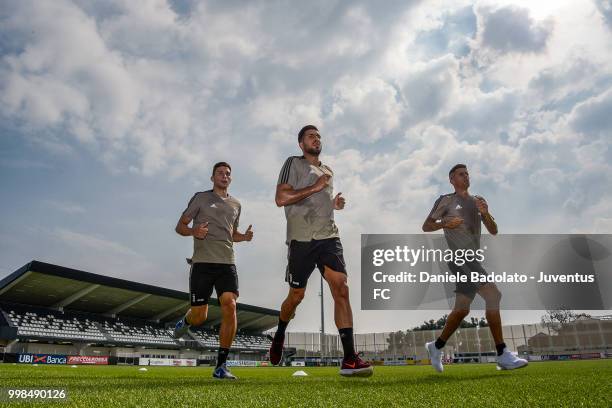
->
xmin=460 ymin=316 xmax=488 ymax=328
xmin=541 ymin=309 xmax=591 ymax=332
xmin=385 ymin=330 xmax=415 ymax=356
xmin=412 ymin=315 xmax=488 ymax=331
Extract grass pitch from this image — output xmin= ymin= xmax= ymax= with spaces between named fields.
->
xmin=1 ymin=360 xmax=610 ymax=407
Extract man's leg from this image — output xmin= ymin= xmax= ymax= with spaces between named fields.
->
xmin=277 ymin=287 xmax=306 ymax=338
xmin=185 ymin=306 xmax=208 ymax=326
xmin=270 ymin=240 xmax=314 ymax=365
xmin=269 ymin=287 xmax=305 ymax=365
xmin=280 ymin=287 xmax=306 ymax=323
xmin=211 ymin=264 xmax=240 ymax=379
xmin=324 ymin=266 xmax=372 ymax=377
xmin=478 ymin=283 xmax=505 ymax=353
xmin=426 ymin=293 xmax=473 ymax=373
xmin=173 ymin=305 xmax=208 ymax=338
xmin=323 ymin=266 xmax=353 ymax=344
xmin=174 ymin=262 xmax=215 ymax=339
xmin=478 ymin=283 xmax=528 ymax=369
xmin=217 ymin=292 xmax=238 ymax=368
xmin=439 ymin=293 xmax=473 ymax=343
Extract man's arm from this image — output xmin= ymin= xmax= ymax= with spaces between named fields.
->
xmin=275 ymin=174 xmax=330 ymax=207
xmin=422 ymin=217 xmax=463 ymax=232
xmin=175 ymin=214 xmax=208 ymax=239
xmin=422 ymin=217 xmax=442 ymax=232
xmin=232 ymin=225 xmax=254 ymax=242
xmin=481 ymin=213 xmax=498 ymax=235
xmin=475 ymin=196 xmax=498 ymax=235
xmin=175 ymin=214 xmax=193 ymax=236
xmin=333 ymin=192 xmax=345 ymax=210
xmin=423 ymin=196 xmax=463 ymax=232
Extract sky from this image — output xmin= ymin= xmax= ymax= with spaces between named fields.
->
xmin=1 ymin=0 xmax=611 ymax=333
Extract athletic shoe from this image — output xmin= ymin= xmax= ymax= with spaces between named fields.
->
xmin=212 ymin=364 xmax=237 ymax=379
xmin=269 ymin=335 xmax=284 ymax=366
xmin=497 ymin=349 xmax=528 ymax=370
xmin=426 ymin=341 xmax=444 ymax=373
xmin=173 ymin=317 xmax=190 ymax=339
xmin=339 ymin=354 xmax=373 ymax=377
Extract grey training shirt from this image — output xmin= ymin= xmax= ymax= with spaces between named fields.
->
xmin=182 ymin=190 xmax=241 ymax=264
xmin=428 ymin=193 xmax=483 ymax=251
xmin=277 ymin=156 xmax=339 ymax=244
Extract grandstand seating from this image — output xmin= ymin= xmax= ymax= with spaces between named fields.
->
xmin=189 ymin=328 xmax=272 ymax=351
xmin=101 ymin=320 xmax=178 ymax=347
xmin=5 ymin=307 xmax=106 ymax=342
xmin=1 ymin=303 xmax=271 ymax=351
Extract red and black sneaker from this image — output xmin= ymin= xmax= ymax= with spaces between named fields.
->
xmin=269 ymin=335 xmax=284 ymax=366
xmin=340 ymin=353 xmax=374 ymax=377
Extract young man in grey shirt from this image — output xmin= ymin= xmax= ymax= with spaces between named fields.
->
xmin=173 ymin=161 xmax=254 ymax=379
xmin=269 ymin=125 xmax=373 ymax=377
xmin=422 ymin=164 xmax=527 ymax=372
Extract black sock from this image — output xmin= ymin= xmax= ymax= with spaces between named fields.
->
xmin=274 ymin=318 xmax=289 ymax=341
xmin=216 ymin=347 xmax=229 ymax=368
xmin=496 ymin=342 xmax=506 ymax=356
xmin=435 ymin=337 xmax=446 ymax=350
xmin=339 ymin=328 xmax=355 ymax=359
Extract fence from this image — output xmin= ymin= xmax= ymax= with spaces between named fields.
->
xmin=283 ymin=318 xmax=612 ymax=361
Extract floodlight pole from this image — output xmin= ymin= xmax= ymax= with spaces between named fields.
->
xmin=320 ymin=275 xmax=325 ymax=364
xmin=476 ymin=325 xmax=482 ymax=363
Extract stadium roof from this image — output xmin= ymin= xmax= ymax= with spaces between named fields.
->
xmin=0 ymin=261 xmax=279 ymax=332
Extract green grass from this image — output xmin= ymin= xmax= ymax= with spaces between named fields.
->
xmin=1 ymin=360 xmax=611 ymax=407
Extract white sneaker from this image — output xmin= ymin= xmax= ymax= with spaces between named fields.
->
xmin=497 ymin=348 xmax=528 ymax=370
xmin=426 ymin=341 xmax=444 ymax=373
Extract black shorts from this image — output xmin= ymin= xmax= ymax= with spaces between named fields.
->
xmin=447 ymin=260 xmax=488 ymax=300
xmin=285 ymin=238 xmax=346 ymax=289
xmin=189 ymin=263 xmax=239 ymax=306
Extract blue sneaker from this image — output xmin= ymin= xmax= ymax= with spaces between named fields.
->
xmin=213 ymin=364 xmax=237 ymax=380
xmin=173 ymin=317 xmax=190 ymax=339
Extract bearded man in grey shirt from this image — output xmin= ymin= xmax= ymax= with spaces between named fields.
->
xmin=268 ymin=125 xmax=373 ymax=377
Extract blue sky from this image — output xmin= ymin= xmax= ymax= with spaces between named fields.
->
xmin=1 ymin=0 xmax=611 ymax=332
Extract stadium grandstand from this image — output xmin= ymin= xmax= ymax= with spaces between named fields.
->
xmin=0 ymin=261 xmax=277 ymax=366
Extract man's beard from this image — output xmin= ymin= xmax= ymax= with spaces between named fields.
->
xmin=305 ymin=145 xmax=321 ymax=156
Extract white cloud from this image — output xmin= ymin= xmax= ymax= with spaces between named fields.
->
xmin=327 ymin=76 xmax=403 ymax=141
xmin=595 ymin=0 xmax=612 ymax=29
xmin=569 ymin=86 xmax=612 ymax=137
xmin=441 ymin=87 xmax=519 ymax=140
xmin=529 ymin=168 xmax=564 ymax=194
xmin=476 ymin=5 xmax=553 ymax=54
xmin=401 ymin=55 xmax=460 ymax=122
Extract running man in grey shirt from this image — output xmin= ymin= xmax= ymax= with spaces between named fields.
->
xmin=422 ymin=164 xmax=527 ymax=372
xmin=173 ymin=161 xmax=254 ymax=379
xmin=268 ymin=125 xmax=373 ymax=377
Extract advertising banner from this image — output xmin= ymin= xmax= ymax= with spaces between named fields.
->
xmin=17 ymin=354 xmax=67 ymax=365
xmin=138 ymin=358 xmax=197 ymax=366
xmin=67 ymin=356 xmax=109 ymax=365
xmin=226 ymin=360 xmax=258 ymax=367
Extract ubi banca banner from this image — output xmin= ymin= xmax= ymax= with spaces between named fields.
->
xmin=17 ymin=354 xmax=67 ymax=365
xmin=361 ymin=234 xmax=611 ymax=310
